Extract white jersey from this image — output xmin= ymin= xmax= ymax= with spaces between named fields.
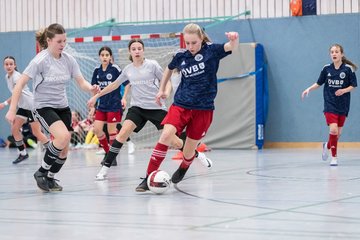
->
xmin=115 ymin=59 xmax=165 ymax=110
xmin=23 ymin=49 xmax=82 ymax=109
xmin=6 ymin=70 xmax=34 ymax=110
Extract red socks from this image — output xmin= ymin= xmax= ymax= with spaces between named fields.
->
xmin=109 ymin=133 xmax=117 ymax=146
xmin=98 ymin=134 xmax=109 ymax=153
xmin=146 ymin=143 xmax=169 ymax=175
xmin=180 ymin=154 xmax=196 ymax=169
xmin=328 ymin=134 xmax=338 ymax=157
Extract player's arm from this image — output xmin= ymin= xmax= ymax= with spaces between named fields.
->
xmin=121 ymin=84 xmax=130 ymax=109
xmin=224 ymin=32 xmax=239 ymax=52
xmin=301 ymin=83 xmax=320 ymax=99
xmin=122 ymin=84 xmax=130 ymax=100
xmin=164 ymin=78 xmax=172 ymax=97
xmin=335 ymin=86 xmax=355 ymax=96
xmin=74 ymin=75 xmax=99 ymax=95
xmin=0 ymin=97 xmax=11 ymax=110
xmin=159 ymin=67 xmax=172 ymax=92
xmin=5 ymin=74 xmax=30 ymax=123
xmin=156 ymin=67 xmax=173 ymax=106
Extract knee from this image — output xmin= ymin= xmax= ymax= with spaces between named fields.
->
xmin=10 ymin=125 xmax=18 ymax=134
xmin=159 ymin=131 xmax=174 ymax=145
xmin=329 ymin=129 xmax=338 ymax=135
xmin=55 ymin=132 xmax=71 ymax=148
xmin=92 ymin=127 xmax=103 ymax=137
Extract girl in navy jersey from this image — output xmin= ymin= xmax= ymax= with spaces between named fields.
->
xmin=1 ymin=56 xmax=49 ymax=164
xmin=91 ymin=46 xmax=130 ymax=166
xmin=6 ymin=23 xmax=99 ymax=192
xmin=302 ymin=44 xmax=357 ymax=166
xmin=135 ymin=23 xmax=239 ymax=191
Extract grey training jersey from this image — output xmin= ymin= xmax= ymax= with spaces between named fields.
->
xmin=115 ymin=59 xmax=165 ymax=110
xmin=23 ymin=49 xmax=82 ymax=109
xmin=6 ymin=70 xmax=34 ymax=110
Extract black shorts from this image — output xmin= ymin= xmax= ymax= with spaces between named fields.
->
xmin=125 ymin=106 xmax=167 ymax=133
xmin=16 ymin=108 xmax=35 ymax=123
xmin=33 ymin=107 xmax=73 ymax=133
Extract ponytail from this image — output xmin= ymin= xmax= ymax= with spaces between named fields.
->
xmin=342 ymin=56 xmax=358 ymax=71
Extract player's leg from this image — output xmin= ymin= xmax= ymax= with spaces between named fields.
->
xmin=33 ymin=108 xmax=71 ymax=192
xmin=328 ymin=123 xmax=339 ymax=166
xmin=29 ymin=121 xmax=50 ymax=148
xmin=117 ymin=122 xmax=135 ymax=154
xmin=171 ymin=109 xmax=213 ymax=183
xmin=93 ymin=120 xmax=107 ymax=151
xmin=95 ymin=119 xmax=137 ymax=180
xmin=95 ymin=107 xmax=141 ymax=180
xmin=102 ymin=111 xmax=122 ymax=166
xmin=172 ymin=137 xmax=198 ymax=183
xmin=136 ymin=124 xmax=177 ymax=192
xmin=11 ymin=114 xmax=28 ymax=164
xmin=136 ymin=107 xmax=182 ymax=192
xmin=173 ymin=131 xmax=212 ymax=168
xmin=329 ymin=115 xmax=346 ymax=166
xmin=93 ymin=110 xmax=109 ymax=154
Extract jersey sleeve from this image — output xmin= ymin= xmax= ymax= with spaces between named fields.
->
xmin=210 ymin=43 xmax=232 ymax=59
xmin=316 ymin=67 xmax=327 ymax=86
xmin=112 ymin=64 xmax=122 ymax=79
xmin=122 ymin=80 xmax=130 ymax=86
xmin=114 ymin=68 xmax=129 ymax=86
xmin=69 ymin=56 xmax=83 ymax=79
xmin=349 ymin=67 xmax=357 ymax=87
xmin=168 ymin=54 xmax=180 ymax=70
xmin=152 ymin=60 xmax=163 ymax=80
xmin=23 ymin=59 xmax=39 ymax=79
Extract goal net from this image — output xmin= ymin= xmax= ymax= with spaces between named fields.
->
xmin=63 ymin=32 xmax=181 ymax=148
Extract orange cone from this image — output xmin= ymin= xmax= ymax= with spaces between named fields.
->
xmin=197 ymin=143 xmax=211 ymax=152
xmin=171 ymin=151 xmax=183 ymax=160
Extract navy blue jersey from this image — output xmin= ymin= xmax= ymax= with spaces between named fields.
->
xmin=91 ymin=63 xmax=129 ymax=112
xmin=168 ymin=43 xmax=231 ymax=110
xmin=317 ymin=63 xmax=357 ymax=116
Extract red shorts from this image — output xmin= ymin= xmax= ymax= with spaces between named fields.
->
xmin=95 ymin=110 xmax=122 ymax=123
xmin=161 ymin=105 xmax=213 ymax=140
xmin=324 ymin=112 xmax=346 ymax=127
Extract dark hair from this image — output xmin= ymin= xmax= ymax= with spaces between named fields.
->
xmin=3 ymin=56 xmax=18 ymax=71
xmin=330 ymin=44 xmax=358 ymax=71
xmin=128 ymin=39 xmax=144 ymax=62
xmin=36 ymin=23 xmax=66 ymax=49
xmin=98 ymin=46 xmax=113 ymax=56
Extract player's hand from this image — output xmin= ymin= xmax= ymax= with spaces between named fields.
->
xmin=155 ymin=90 xmax=167 ymax=106
xmin=335 ymin=89 xmax=346 ymax=96
xmin=87 ymin=96 xmax=96 ymax=108
xmin=121 ymin=98 xmax=127 ymax=110
xmin=225 ymin=32 xmax=239 ymax=41
xmin=5 ymin=109 xmax=16 ymax=124
xmin=90 ymin=84 xmax=100 ymax=95
xmin=301 ymin=89 xmax=310 ymax=100
xmin=0 ymin=103 xmax=5 ymax=110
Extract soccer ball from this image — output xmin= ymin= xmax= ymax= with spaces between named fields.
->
xmin=147 ymin=170 xmax=171 ymax=194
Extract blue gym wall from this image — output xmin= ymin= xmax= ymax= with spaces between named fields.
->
xmin=0 ymin=13 xmax=359 ymax=143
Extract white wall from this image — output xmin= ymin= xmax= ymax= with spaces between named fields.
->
xmin=0 ymin=0 xmax=359 ymax=32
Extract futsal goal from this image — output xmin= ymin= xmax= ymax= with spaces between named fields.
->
xmin=41 ymin=31 xmax=267 ymax=150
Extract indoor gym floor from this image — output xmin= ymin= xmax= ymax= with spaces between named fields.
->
xmin=0 ymin=147 xmax=359 ymax=240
